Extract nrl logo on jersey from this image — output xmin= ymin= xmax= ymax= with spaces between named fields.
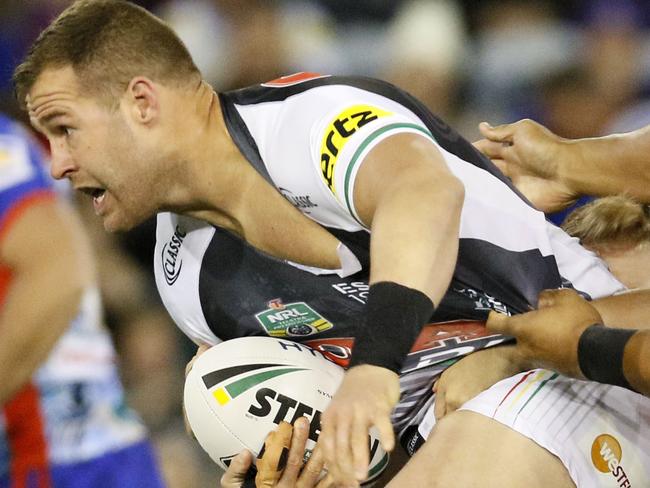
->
xmin=255 ymin=299 xmax=333 ymax=337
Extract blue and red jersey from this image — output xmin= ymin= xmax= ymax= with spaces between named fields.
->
xmin=0 ymin=114 xmax=152 ymax=487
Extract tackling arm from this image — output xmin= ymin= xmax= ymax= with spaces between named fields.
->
xmin=565 ymin=126 xmax=650 ymax=203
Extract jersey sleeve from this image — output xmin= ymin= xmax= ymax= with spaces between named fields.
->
xmin=315 ymin=103 xmax=435 ymax=227
xmin=0 ymin=123 xmax=54 ymax=242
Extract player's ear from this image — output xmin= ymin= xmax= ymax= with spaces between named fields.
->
xmin=124 ymin=76 xmax=159 ymax=125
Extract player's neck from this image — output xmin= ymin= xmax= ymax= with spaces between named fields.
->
xmin=169 ymin=84 xmax=255 ymax=235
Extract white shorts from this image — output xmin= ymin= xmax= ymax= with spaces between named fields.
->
xmin=419 ymin=369 xmax=650 ymax=488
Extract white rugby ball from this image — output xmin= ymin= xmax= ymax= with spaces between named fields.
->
xmin=184 ymin=336 xmax=389 ymax=483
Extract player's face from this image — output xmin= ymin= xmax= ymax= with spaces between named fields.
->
xmin=28 ymin=66 xmax=157 ymax=232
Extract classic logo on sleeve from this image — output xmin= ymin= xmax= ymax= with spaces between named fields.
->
xmin=320 ymin=105 xmax=392 ymax=195
xmin=161 ymin=225 xmax=187 ymax=286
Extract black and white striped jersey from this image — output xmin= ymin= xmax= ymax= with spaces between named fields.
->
xmin=154 ymin=74 xmax=624 ymax=437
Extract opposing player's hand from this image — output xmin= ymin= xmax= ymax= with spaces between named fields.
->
xmin=221 ymin=418 xmax=333 ymax=488
xmin=320 ymin=364 xmax=399 ymax=487
xmin=474 ymin=119 xmax=578 ymax=212
xmin=220 ymin=449 xmax=255 ymax=488
xmin=432 ymin=345 xmax=527 ymax=420
xmin=487 ymin=289 xmax=603 ymax=378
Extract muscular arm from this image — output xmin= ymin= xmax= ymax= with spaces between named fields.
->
xmin=591 ymin=289 xmax=650 ymax=329
xmin=475 ymin=119 xmax=650 ymax=211
xmin=624 ymin=330 xmax=650 ymax=396
xmin=319 ymin=132 xmax=464 ymax=485
xmin=563 ymin=127 xmax=650 ymax=202
xmin=0 ymin=198 xmax=94 ymax=404
xmin=355 ymin=132 xmax=464 ymax=303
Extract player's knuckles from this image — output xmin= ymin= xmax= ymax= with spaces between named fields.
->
xmin=486 ymin=311 xmax=509 ymax=333
xmin=285 ymin=450 xmax=304 ymax=471
xmin=300 ymin=457 xmax=325 ymax=484
xmin=312 ymin=472 xmax=334 ymax=488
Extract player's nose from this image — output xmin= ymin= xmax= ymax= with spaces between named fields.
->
xmin=49 ymin=140 xmax=77 ymax=179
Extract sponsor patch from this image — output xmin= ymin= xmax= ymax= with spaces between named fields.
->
xmin=591 ymin=434 xmax=632 ymax=487
xmin=161 ymin=225 xmax=186 ymax=285
xmin=255 ymin=299 xmax=333 ymax=337
xmin=320 ymin=105 xmax=391 ymax=195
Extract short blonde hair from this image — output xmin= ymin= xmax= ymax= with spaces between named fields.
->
xmin=13 ymin=0 xmax=200 ymax=108
xmin=562 ymin=196 xmax=650 ymax=248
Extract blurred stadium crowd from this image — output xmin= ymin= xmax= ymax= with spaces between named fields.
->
xmin=2 ymin=0 xmax=650 ymax=486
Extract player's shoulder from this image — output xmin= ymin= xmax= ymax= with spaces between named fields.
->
xmin=224 ymin=73 xmax=413 ymax=109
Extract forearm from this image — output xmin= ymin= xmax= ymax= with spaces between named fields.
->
xmin=350 ymin=174 xmax=463 ymax=371
xmin=351 ymin=133 xmax=464 ymax=371
xmin=562 ymin=127 xmax=650 ymax=202
xmin=0 ymin=270 xmax=84 ymax=404
xmin=368 ymin=172 xmax=464 ymax=305
xmin=591 ymin=289 xmax=650 ymax=329
xmin=623 ymin=330 xmax=650 ymax=396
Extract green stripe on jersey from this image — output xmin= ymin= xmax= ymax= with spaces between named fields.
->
xmin=343 ymin=123 xmax=433 ymax=226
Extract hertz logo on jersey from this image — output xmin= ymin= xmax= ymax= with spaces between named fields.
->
xmin=320 ymin=105 xmax=391 ymax=195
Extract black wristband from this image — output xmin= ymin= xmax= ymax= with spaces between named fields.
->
xmin=349 ymin=282 xmax=434 ymax=373
xmin=577 ymin=324 xmax=637 ymax=391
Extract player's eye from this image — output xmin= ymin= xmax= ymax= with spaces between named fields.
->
xmin=58 ymin=126 xmax=74 ymax=137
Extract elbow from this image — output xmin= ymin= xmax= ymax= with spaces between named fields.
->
xmin=448 ymin=174 xmax=465 ymax=206
xmin=435 ymin=173 xmax=465 ymax=215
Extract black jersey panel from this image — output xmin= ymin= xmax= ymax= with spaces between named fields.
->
xmin=197 ymin=225 xmax=556 ymax=343
xmin=198 ymin=226 xmax=371 ymax=341
xmin=454 ymin=238 xmax=563 ymax=314
xmin=199 ymin=229 xmax=520 ymax=341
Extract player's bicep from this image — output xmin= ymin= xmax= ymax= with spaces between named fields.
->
xmin=352 ymin=132 xmax=461 ymax=228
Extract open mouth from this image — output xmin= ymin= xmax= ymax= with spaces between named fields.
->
xmin=78 ymin=186 xmax=107 ymax=212
xmin=78 ymin=186 xmax=105 ymax=199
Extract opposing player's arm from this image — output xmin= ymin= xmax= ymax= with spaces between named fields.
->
xmin=476 ymin=119 xmax=650 ymax=209
xmin=590 ymin=289 xmax=650 ymax=329
xmin=564 ymin=126 xmax=650 ymax=203
xmin=486 ymin=289 xmax=650 ymax=396
xmin=0 ymin=197 xmax=93 ymax=404
xmin=623 ymin=330 xmax=650 ymax=396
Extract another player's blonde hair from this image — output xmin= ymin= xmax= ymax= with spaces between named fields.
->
xmin=562 ymin=196 xmax=650 ymax=249
xmin=13 ymin=0 xmax=200 ymax=109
